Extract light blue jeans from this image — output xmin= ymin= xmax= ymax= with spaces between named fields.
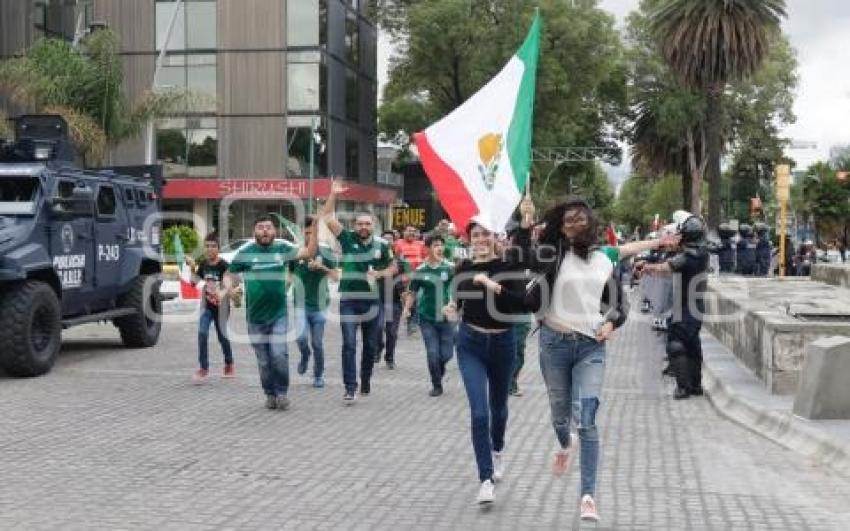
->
xmin=293 ymin=309 xmax=327 ymax=378
xmin=247 ymin=317 xmax=289 ymax=398
xmin=539 ymin=324 xmax=606 ymax=496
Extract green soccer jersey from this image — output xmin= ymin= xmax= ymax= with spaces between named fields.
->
xmin=337 ymin=230 xmax=393 ymax=298
xmin=408 ymin=259 xmax=454 ymax=322
xmin=228 ymin=241 xmax=298 ymax=324
xmin=290 ymin=245 xmax=339 ymax=312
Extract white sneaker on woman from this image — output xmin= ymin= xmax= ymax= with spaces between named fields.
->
xmin=580 ymin=494 xmax=599 ymax=522
xmin=476 ymin=479 xmax=495 ymax=504
xmin=493 ymin=452 xmax=505 ymax=482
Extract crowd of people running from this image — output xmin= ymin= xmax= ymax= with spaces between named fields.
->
xmin=183 ymin=181 xmax=710 ymax=522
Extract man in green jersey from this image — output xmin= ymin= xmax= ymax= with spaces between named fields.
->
xmin=224 ymin=186 xmax=338 ymax=410
xmin=291 ymin=215 xmax=340 ymax=389
xmin=324 ymin=197 xmax=397 ymax=403
xmin=404 ymin=234 xmax=455 ymax=397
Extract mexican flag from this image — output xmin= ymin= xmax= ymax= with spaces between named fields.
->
xmin=173 ymin=233 xmax=199 ymax=300
xmin=414 ymin=13 xmax=541 ymax=233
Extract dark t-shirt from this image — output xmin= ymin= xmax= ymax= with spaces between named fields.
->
xmin=453 ymin=259 xmax=526 ymax=330
xmin=668 ymin=248 xmax=709 ymax=326
xmin=196 ymin=258 xmax=229 ymax=308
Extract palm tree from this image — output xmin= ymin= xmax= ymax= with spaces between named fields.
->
xmin=0 ymin=29 xmax=190 ymax=164
xmin=650 ymin=0 xmax=786 ymax=228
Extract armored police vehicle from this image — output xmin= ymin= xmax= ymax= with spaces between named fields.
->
xmin=0 ymin=115 xmax=164 ymax=377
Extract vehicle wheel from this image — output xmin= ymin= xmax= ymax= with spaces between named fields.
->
xmin=0 ymin=281 xmax=62 ymax=377
xmin=115 ymin=275 xmax=162 ymax=348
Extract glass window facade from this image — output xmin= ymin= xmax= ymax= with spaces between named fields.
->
xmin=287 ymin=51 xmax=325 ymax=112
xmin=156 ymin=0 xmax=217 ymax=51
xmin=286 ymin=116 xmax=327 ymax=178
xmin=30 ymin=0 xmax=94 ymax=42
xmin=156 ymin=117 xmax=218 ymax=178
xmin=155 ymin=1 xmax=218 ymax=177
xmin=287 ymin=0 xmax=320 ymax=47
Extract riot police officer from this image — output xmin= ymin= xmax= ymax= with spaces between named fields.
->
xmin=736 ymin=224 xmax=757 ymax=275
xmin=754 ymin=223 xmax=772 ymax=276
xmin=716 ymin=223 xmax=736 ymax=273
xmin=641 ymin=215 xmax=710 ymax=399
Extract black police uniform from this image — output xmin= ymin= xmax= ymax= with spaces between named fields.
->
xmin=736 ymin=234 xmax=757 ymax=275
xmin=755 ymin=233 xmax=772 ymax=276
xmin=717 ymin=238 xmax=735 ymax=273
xmin=666 ymin=224 xmax=709 ymax=398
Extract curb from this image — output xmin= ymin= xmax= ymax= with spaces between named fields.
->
xmin=701 ymin=332 xmax=850 ymax=479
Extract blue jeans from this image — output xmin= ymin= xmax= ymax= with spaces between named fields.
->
xmin=198 ymin=304 xmax=233 ymax=370
xmin=247 ymin=317 xmax=289 ymax=398
xmin=339 ymin=298 xmax=380 ymax=392
xmin=455 ymin=322 xmax=516 ymax=482
xmin=293 ymin=309 xmax=327 ymax=378
xmin=376 ymin=301 xmax=402 ymax=363
xmin=538 ymin=324 xmax=606 ymax=496
xmin=419 ymin=319 xmax=455 ymax=387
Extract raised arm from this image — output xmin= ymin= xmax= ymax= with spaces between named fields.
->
xmin=618 ymin=233 xmax=680 ymax=259
xmin=320 ymin=178 xmax=348 ymax=237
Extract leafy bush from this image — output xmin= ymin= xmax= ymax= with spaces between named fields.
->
xmin=162 ymin=225 xmax=199 ymax=261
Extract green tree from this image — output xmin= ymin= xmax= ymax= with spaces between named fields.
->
xmin=162 ymin=225 xmax=200 ymax=260
xmin=0 ymin=30 xmax=190 ymax=164
xmin=613 ymin=174 xmax=653 ymax=229
xmin=378 ymin=0 xmax=628 ymax=191
xmin=726 ymin=32 xmax=798 ymax=221
xmin=794 ymin=162 xmax=850 ymax=246
xmin=649 ymin=0 xmax=787 ymax=229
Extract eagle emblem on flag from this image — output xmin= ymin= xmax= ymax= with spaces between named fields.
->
xmin=477 ymin=133 xmax=503 ymax=190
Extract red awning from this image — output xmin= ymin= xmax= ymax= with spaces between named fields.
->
xmin=162 ymin=178 xmax=398 ymax=205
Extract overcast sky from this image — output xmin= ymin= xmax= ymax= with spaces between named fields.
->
xmin=378 ymin=1 xmax=850 ymax=178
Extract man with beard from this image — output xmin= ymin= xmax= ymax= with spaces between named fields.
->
xmin=223 ymin=185 xmax=339 ymax=410
xmin=325 ymin=205 xmax=398 ymax=404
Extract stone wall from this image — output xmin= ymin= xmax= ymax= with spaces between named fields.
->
xmin=812 ymin=264 xmax=850 ymax=289
xmin=704 ymin=276 xmax=850 ymax=395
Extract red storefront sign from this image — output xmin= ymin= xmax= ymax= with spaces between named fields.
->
xmin=163 ymin=178 xmax=398 ymax=204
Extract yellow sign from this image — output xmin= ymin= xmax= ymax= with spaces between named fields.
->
xmin=393 ymin=208 xmax=426 ymax=228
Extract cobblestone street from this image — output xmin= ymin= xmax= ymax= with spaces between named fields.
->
xmin=2 ymin=296 xmax=850 ymax=530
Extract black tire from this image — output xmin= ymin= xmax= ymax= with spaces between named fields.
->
xmin=115 ymin=275 xmax=162 ymax=348
xmin=0 ymin=281 xmax=62 ymax=377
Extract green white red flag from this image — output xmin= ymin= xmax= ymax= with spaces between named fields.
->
xmin=414 ymin=13 xmax=541 ymax=233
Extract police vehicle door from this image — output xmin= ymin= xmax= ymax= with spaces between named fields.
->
xmin=51 ymin=179 xmax=96 ymax=315
xmin=93 ymin=183 xmax=126 ymax=301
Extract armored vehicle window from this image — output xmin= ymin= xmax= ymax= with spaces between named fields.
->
xmin=0 ymin=176 xmax=39 ymax=215
xmin=135 ymin=189 xmax=148 ymax=205
xmin=124 ymin=188 xmax=135 ymax=205
xmin=57 ymin=181 xmax=76 ymax=199
xmin=96 ymin=186 xmax=117 ymax=217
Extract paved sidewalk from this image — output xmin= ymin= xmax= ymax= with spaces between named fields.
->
xmin=0 ymin=298 xmax=848 ymax=529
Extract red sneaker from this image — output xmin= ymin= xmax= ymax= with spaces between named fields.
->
xmin=222 ymin=364 xmax=235 ymax=379
xmin=193 ymin=368 xmax=209 ymax=384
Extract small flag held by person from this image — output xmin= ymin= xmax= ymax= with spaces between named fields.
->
xmin=174 ymin=232 xmax=200 ymax=299
xmin=414 ymin=12 xmax=541 ymax=233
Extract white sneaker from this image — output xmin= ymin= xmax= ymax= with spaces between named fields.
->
xmin=580 ymin=494 xmax=599 ymax=522
xmin=492 ymin=452 xmax=505 ymax=482
xmin=476 ymin=479 xmax=495 ymax=504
